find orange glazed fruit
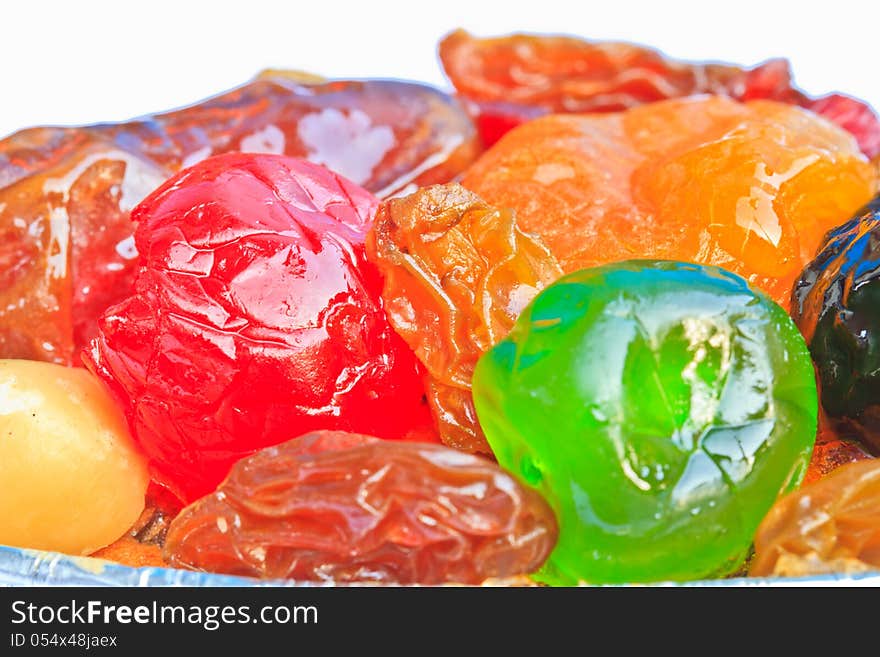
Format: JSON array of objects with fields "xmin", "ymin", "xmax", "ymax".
[{"xmin": 462, "ymin": 96, "xmax": 877, "ymax": 309}]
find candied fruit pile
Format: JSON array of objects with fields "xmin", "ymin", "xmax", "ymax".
[
  {"xmin": 2, "ymin": 29, "xmax": 880, "ymax": 587},
  {"xmin": 0, "ymin": 74, "xmax": 479, "ymax": 365}
]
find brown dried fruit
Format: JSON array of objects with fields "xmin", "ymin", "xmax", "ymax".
[{"xmin": 163, "ymin": 431, "xmax": 558, "ymax": 584}]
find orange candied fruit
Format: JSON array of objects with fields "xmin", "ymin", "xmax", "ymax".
[{"xmin": 462, "ymin": 96, "xmax": 878, "ymax": 309}]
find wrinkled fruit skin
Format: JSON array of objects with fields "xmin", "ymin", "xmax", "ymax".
[
  {"xmin": 164, "ymin": 431, "xmax": 558, "ymax": 584},
  {"xmin": 473, "ymin": 261, "xmax": 818, "ymax": 584},
  {"xmin": 462, "ymin": 96, "xmax": 876, "ymax": 310},
  {"xmin": 439, "ymin": 29, "xmax": 880, "ymax": 156},
  {"xmin": 0, "ymin": 73, "xmax": 479, "ymax": 365},
  {"xmin": 87, "ymin": 153, "xmax": 435, "ymax": 503},
  {"xmin": 750, "ymin": 459, "xmax": 880, "ymax": 577},
  {"xmin": 791, "ymin": 195, "xmax": 880, "ymax": 454},
  {"xmin": 366, "ymin": 184, "xmax": 562, "ymax": 452}
]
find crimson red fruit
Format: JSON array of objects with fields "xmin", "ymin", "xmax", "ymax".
[{"xmin": 87, "ymin": 153, "xmax": 436, "ymax": 503}]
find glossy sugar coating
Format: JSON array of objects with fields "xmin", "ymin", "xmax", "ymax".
[
  {"xmin": 472, "ymin": 261, "xmax": 818, "ymax": 584},
  {"xmin": 366, "ymin": 184, "xmax": 562, "ymax": 452},
  {"xmin": 0, "ymin": 73, "xmax": 479, "ymax": 365},
  {"xmin": 164, "ymin": 431, "xmax": 558, "ymax": 584},
  {"xmin": 750, "ymin": 459, "xmax": 880, "ymax": 577},
  {"xmin": 86, "ymin": 153, "xmax": 436, "ymax": 503},
  {"xmin": 439, "ymin": 29, "xmax": 880, "ymax": 156},
  {"xmin": 791, "ymin": 195, "xmax": 880, "ymax": 454},
  {"xmin": 462, "ymin": 96, "xmax": 877, "ymax": 310}
]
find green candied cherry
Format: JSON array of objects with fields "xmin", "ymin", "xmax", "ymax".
[{"xmin": 472, "ymin": 260, "xmax": 818, "ymax": 584}]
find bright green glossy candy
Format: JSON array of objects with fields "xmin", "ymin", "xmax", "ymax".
[{"xmin": 472, "ymin": 260, "xmax": 818, "ymax": 584}]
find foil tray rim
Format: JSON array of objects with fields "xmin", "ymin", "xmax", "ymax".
[{"xmin": 3, "ymin": 544, "xmax": 880, "ymax": 587}]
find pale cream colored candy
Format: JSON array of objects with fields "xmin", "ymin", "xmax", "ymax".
[{"xmin": 0, "ymin": 359, "xmax": 148, "ymax": 555}]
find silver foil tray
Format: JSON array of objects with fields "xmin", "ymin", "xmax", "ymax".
[{"xmin": 2, "ymin": 544, "xmax": 880, "ymax": 587}]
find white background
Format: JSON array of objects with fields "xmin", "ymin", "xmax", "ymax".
[{"xmin": 1, "ymin": 0, "xmax": 879, "ymax": 138}]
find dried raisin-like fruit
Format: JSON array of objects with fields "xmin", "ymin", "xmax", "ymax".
[
  {"xmin": 366, "ymin": 184, "xmax": 562, "ymax": 452},
  {"xmin": 87, "ymin": 153, "xmax": 435, "ymax": 503},
  {"xmin": 163, "ymin": 431, "xmax": 558, "ymax": 584}
]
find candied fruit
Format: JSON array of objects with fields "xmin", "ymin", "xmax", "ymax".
[
  {"xmin": 792, "ymin": 195, "xmax": 880, "ymax": 454},
  {"xmin": 751, "ymin": 459, "xmax": 880, "ymax": 577},
  {"xmin": 164, "ymin": 431, "xmax": 557, "ymax": 584},
  {"xmin": 440, "ymin": 30, "xmax": 880, "ymax": 156},
  {"xmin": 87, "ymin": 153, "xmax": 435, "ymax": 503},
  {"xmin": 0, "ymin": 74, "xmax": 479, "ymax": 365},
  {"xmin": 473, "ymin": 261, "xmax": 818, "ymax": 584},
  {"xmin": 0, "ymin": 359, "xmax": 148, "ymax": 555},
  {"xmin": 462, "ymin": 96, "xmax": 876, "ymax": 309},
  {"xmin": 366, "ymin": 184, "xmax": 562, "ymax": 452}
]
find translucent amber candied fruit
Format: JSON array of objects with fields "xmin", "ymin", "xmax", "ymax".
[
  {"xmin": 462, "ymin": 96, "xmax": 877, "ymax": 310},
  {"xmin": 366, "ymin": 184, "xmax": 562, "ymax": 452},
  {"xmin": 0, "ymin": 74, "xmax": 479, "ymax": 365},
  {"xmin": 164, "ymin": 431, "xmax": 558, "ymax": 584},
  {"xmin": 751, "ymin": 459, "xmax": 880, "ymax": 577}
]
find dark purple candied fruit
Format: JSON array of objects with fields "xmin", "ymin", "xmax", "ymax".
[{"xmin": 792, "ymin": 195, "xmax": 880, "ymax": 454}]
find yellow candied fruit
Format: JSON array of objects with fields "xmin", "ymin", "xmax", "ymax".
[{"xmin": 0, "ymin": 359, "xmax": 148, "ymax": 555}]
